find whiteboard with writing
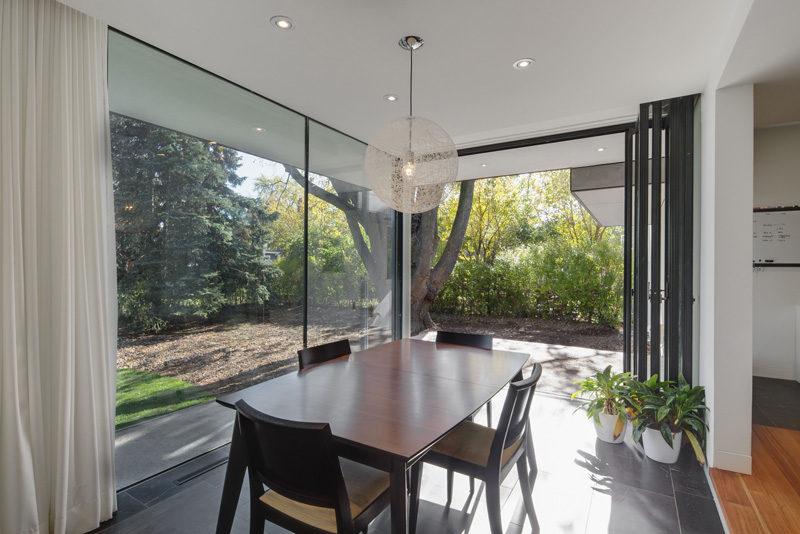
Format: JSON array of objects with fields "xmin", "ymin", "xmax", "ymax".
[{"xmin": 753, "ymin": 210, "xmax": 800, "ymax": 265}]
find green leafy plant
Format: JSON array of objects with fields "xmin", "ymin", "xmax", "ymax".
[
  {"xmin": 572, "ymin": 366, "xmax": 631, "ymax": 427},
  {"xmin": 629, "ymin": 374, "xmax": 708, "ymax": 464}
]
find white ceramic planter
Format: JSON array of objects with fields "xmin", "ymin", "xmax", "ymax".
[
  {"xmin": 642, "ymin": 427, "xmax": 682, "ymax": 463},
  {"xmin": 594, "ymin": 412, "xmax": 627, "ymax": 444}
]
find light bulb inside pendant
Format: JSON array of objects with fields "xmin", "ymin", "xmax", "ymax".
[{"xmin": 402, "ymin": 158, "xmax": 416, "ymax": 179}]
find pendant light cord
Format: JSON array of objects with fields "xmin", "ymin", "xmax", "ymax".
[
  {"xmin": 407, "ymin": 46, "xmax": 414, "ymax": 157},
  {"xmin": 409, "ymin": 46, "xmax": 413, "ymax": 117}
]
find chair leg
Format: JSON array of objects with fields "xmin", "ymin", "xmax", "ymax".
[
  {"xmin": 517, "ymin": 457, "xmax": 539, "ymax": 531},
  {"xmin": 526, "ymin": 428, "xmax": 538, "ymax": 483},
  {"xmin": 485, "ymin": 480, "xmax": 503, "ymax": 534},
  {"xmin": 486, "ymin": 400, "xmax": 492, "ymax": 427},
  {"xmin": 409, "ymin": 462, "xmax": 423, "ymax": 534},
  {"xmin": 248, "ymin": 501, "xmax": 265, "ymax": 534},
  {"xmin": 446, "ymin": 469, "xmax": 454, "ymax": 504}
]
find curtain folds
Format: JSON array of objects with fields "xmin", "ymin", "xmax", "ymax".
[{"xmin": 0, "ymin": 0, "xmax": 117, "ymax": 532}]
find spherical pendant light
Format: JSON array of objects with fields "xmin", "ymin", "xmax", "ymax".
[{"xmin": 365, "ymin": 36, "xmax": 459, "ymax": 213}]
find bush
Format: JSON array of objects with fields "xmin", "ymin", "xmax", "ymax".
[{"xmin": 432, "ymin": 238, "xmax": 623, "ymax": 327}]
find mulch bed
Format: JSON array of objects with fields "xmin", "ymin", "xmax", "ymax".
[
  {"xmin": 430, "ymin": 313, "xmax": 623, "ymax": 352},
  {"xmin": 117, "ymin": 310, "xmax": 621, "ymax": 398},
  {"xmin": 117, "ymin": 308, "xmax": 365, "ymax": 397}
]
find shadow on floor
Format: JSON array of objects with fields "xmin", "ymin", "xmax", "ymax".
[
  {"xmin": 752, "ymin": 376, "xmax": 800, "ymax": 431},
  {"xmin": 98, "ymin": 392, "xmax": 722, "ymax": 534}
]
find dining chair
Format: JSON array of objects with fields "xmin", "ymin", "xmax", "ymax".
[
  {"xmin": 435, "ymin": 330, "xmax": 494, "ymax": 424},
  {"xmin": 409, "ymin": 363, "xmax": 542, "ymax": 534},
  {"xmin": 235, "ymin": 400, "xmax": 390, "ymax": 534},
  {"xmin": 297, "ymin": 339, "xmax": 351, "ymax": 370}
]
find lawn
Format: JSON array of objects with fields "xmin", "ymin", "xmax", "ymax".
[{"xmin": 115, "ymin": 368, "xmax": 213, "ymax": 429}]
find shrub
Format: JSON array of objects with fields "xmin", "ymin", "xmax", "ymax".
[{"xmin": 432, "ymin": 238, "xmax": 623, "ymax": 327}]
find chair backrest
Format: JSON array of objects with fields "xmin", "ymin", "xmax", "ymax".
[
  {"xmin": 297, "ymin": 339, "xmax": 351, "ymax": 370},
  {"xmin": 235, "ymin": 400, "xmax": 352, "ymax": 526},
  {"xmin": 489, "ymin": 363, "xmax": 542, "ymax": 468},
  {"xmin": 435, "ymin": 330, "xmax": 493, "ymax": 350}
]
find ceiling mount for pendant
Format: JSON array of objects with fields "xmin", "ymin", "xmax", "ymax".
[{"xmin": 399, "ymin": 36, "xmax": 424, "ymax": 51}]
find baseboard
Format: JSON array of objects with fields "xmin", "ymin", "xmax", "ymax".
[
  {"xmin": 712, "ymin": 450, "xmax": 752, "ymax": 474},
  {"xmin": 705, "ymin": 466, "xmax": 731, "ymax": 534}
]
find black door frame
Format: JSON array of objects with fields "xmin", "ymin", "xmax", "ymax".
[{"xmin": 624, "ymin": 96, "xmax": 697, "ymax": 382}]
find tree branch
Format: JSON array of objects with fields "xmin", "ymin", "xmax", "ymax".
[
  {"xmin": 431, "ymin": 180, "xmax": 475, "ymax": 288},
  {"xmin": 284, "ymin": 165, "xmax": 360, "ymax": 219}
]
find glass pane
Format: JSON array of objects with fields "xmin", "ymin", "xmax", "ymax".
[
  {"xmin": 108, "ymin": 30, "xmax": 305, "ymax": 487},
  {"xmin": 307, "ymin": 121, "xmax": 395, "ymax": 350},
  {"xmin": 108, "ymin": 30, "xmax": 305, "ymax": 168}
]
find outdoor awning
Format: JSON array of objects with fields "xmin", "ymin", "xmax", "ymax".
[{"xmin": 571, "ymin": 159, "xmax": 665, "ymax": 227}]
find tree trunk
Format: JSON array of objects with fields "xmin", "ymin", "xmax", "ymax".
[
  {"xmin": 409, "ymin": 180, "xmax": 475, "ymax": 335},
  {"xmin": 284, "ymin": 165, "xmax": 474, "ymax": 336},
  {"xmin": 285, "ymin": 167, "xmax": 392, "ymax": 301}
]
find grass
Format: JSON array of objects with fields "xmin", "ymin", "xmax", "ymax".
[{"xmin": 116, "ymin": 368, "xmax": 213, "ymax": 430}]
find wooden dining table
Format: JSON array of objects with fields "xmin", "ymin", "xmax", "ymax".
[{"xmin": 214, "ymin": 338, "xmax": 529, "ymax": 534}]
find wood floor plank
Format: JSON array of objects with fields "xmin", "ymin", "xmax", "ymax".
[
  {"xmin": 709, "ymin": 468, "xmax": 749, "ymax": 505},
  {"xmin": 710, "ymin": 425, "xmax": 800, "ymax": 534},
  {"xmin": 717, "ymin": 501, "xmax": 767, "ymax": 534},
  {"xmin": 749, "ymin": 427, "xmax": 800, "ymax": 528},
  {"xmin": 757, "ymin": 425, "xmax": 800, "ymax": 497}
]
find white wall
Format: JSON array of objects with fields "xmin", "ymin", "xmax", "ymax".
[
  {"xmin": 698, "ymin": 84, "xmax": 754, "ymax": 474},
  {"xmin": 752, "ymin": 125, "xmax": 800, "ymax": 380}
]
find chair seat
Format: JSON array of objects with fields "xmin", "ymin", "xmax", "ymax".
[
  {"xmin": 430, "ymin": 421, "xmax": 522, "ymax": 469},
  {"xmin": 259, "ymin": 458, "xmax": 389, "ymax": 533}
]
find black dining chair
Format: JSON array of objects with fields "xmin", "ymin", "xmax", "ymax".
[
  {"xmin": 409, "ymin": 363, "xmax": 542, "ymax": 534},
  {"xmin": 235, "ymin": 400, "xmax": 391, "ymax": 534},
  {"xmin": 435, "ymin": 330, "xmax": 495, "ymax": 424},
  {"xmin": 297, "ymin": 339, "xmax": 351, "ymax": 370},
  {"xmin": 435, "ymin": 330, "xmax": 496, "ymax": 497}
]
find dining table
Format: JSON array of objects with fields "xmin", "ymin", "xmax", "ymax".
[{"xmin": 214, "ymin": 337, "xmax": 530, "ymax": 534}]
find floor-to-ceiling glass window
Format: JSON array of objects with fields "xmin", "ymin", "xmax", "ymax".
[
  {"xmin": 307, "ymin": 121, "xmax": 396, "ymax": 350},
  {"xmin": 107, "ymin": 30, "xmax": 395, "ymax": 488}
]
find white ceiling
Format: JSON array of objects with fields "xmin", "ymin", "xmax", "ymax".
[
  {"xmin": 62, "ymin": 0, "xmax": 736, "ymax": 148},
  {"xmin": 719, "ymin": 0, "xmax": 800, "ymax": 89}
]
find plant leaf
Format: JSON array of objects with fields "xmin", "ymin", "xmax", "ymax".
[
  {"xmin": 684, "ymin": 429, "xmax": 706, "ymax": 465},
  {"xmin": 660, "ymin": 423, "xmax": 674, "ymax": 447}
]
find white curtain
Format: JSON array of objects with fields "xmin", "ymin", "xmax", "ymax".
[{"xmin": 1, "ymin": 0, "xmax": 117, "ymax": 532}]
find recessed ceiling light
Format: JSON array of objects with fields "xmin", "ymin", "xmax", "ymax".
[
  {"xmin": 253, "ymin": 127, "xmax": 265, "ymax": 133},
  {"xmin": 270, "ymin": 16, "xmax": 294, "ymax": 30},
  {"xmin": 481, "ymin": 163, "xmax": 487, "ymax": 167},
  {"xmin": 513, "ymin": 58, "xmax": 534, "ymax": 70},
  {"xmin": 597, "ymin": 147, "xmax": 605, "ymax": 152},
  {"xmin": 384, "ymin": 94, "xmax": 398, "ymax": 102}
]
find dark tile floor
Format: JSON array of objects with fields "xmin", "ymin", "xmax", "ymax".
[
  {"xmin": 752, "ymin": 376, "xmax": 800, "ymax": 431},
  {"xmin": 93, "ymin": 392, "xmax": 723, "ymax": 533}
]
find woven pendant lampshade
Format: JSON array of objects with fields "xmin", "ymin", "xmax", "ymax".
[{"xmin": 365, "ymin": 36, "xmax": 458, "ymax": 213}]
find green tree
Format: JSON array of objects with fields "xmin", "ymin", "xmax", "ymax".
[
  {"xmin": 439, "ymin": 175, "xmax": 536, "ymax": 264},
  {"xmin": 433, "ymin": 170, "xmax": 624, "ymax": 326},
  {"xmin": 111, "ymin": 113, "xmax": 279, "ymax": 331},
  {"xmin": 258, "ymin": 168, "xmax": 395, "ymax": 306},
  {"xmin": 528, "ymin": 170, "xmax": 614, "ymax": 246}
]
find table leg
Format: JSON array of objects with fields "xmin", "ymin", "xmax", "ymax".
[
  {"xmin": 390, "ymin": 457, "xmax": 409, "ymax": 534},
  {"xmin": 215, "ymin": 416, "xmax": 247, "ymax": 534}
]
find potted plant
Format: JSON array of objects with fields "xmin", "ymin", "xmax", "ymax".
[
  {"xmin": 572, "ymin": 366, "xmax": 631, "ymax": 444},
  {"xmin": 630, "ymin": 374, "xmax": 708, "ymax": 464}
]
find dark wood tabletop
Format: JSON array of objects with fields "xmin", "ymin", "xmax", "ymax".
[{"xmin": 217, "ymin": 338, "xmax": 530, "ymax": 460}]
